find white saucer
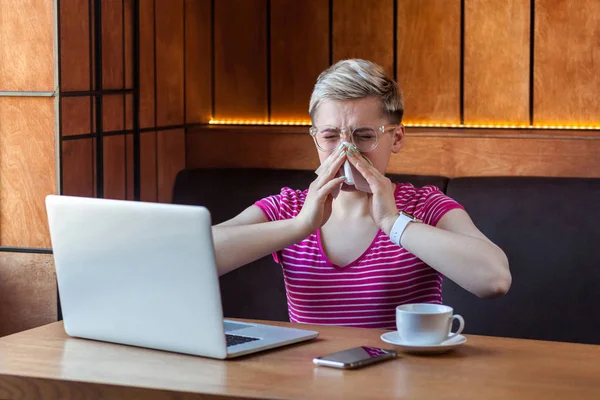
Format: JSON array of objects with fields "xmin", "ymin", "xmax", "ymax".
[{"xmin": 380, "ymin": 331, "xmax": 467, "ymax": 354}]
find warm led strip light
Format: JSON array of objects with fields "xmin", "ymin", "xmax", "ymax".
[{"xmin": 209, "ymin": 119, "xmax": 600, "ymax": 130}]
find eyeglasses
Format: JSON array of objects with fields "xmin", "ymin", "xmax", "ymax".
[{"xmin": 309, "ymin": 125, "xmax": 397, "ymax": 153}]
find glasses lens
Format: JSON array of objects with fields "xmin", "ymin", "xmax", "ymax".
[
  {"xmin": 314, "ymin": 126, "xmax": 341, "ymax": 151},
  {"xmin": 352, "ymin": 127, "xmax": 378, "ymax": 152}
]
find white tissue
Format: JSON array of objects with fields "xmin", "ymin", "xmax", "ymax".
[{"xmin": 315, "ymin": 143, "xmax": 372, "ymax": 194}]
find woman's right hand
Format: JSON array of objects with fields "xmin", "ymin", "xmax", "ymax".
[{"xmin": 295, "ymin": 145, "xmax": 348, "ymax": 235}]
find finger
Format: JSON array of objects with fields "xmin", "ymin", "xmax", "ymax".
[
  {"xmin": 346, "ymin": 151, "xmax": 390, "ymax": 193},
  {"xmin": 318, "ymin": 175, "xmax": 347, "ymax": 197},
  {"xmin": 316, "ymin": 147, "xmax": 346, "ymax": 186}
]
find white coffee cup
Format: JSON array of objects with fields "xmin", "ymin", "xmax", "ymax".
[{"xmin": 396, "ymin": 303, "xmax": 465, "ymax": 346}]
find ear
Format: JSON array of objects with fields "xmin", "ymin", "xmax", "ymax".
[{"xmin": 391, "ymin": 124, "xmax": 405, "ymax": 154}]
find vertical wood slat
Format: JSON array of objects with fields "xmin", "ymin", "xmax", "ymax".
[
  {"xmin": 270, "ymin": 0, "xmax": 329, "ymax": 121},
  {"xmin": 139, "ymin": 0, "xmax": 155, "ymax": 129},
  {"xmin": 185, "ymin": 0, "xmax": 212, "ymax": 124},
  {"xmin": 62, "ymin": 139, "xmax": 94, "ymax": 198},
  {"xmin": 126, "ymin": 132, "xmax": 157, "ymax": 202},
  {"xmin": 157, "ymin": 130, "xmax": 185, "ymax": 203},
  {"xmin": 396, "ymin": 0, "xmax": 461, "ymax": 124},
  {"xmin": 101, "ymin": 0, "xmax": 124, "ymax": 89},
  {"xmin": 102, "ymin": 94, "xmax": 124, "ymax": 132},
  {"xmin": 464, "ymin": 0, "xmax": 530, "ymax": 125},
  {"xmin": 124, "ymin": 0, "xmax": 133, "ymax": 89},
  {"xmin": 61, "ymin": 96, "xmax": 91, "ymax": 136},
  {"xmin": 0, "ymin": 97, "xmax": 56, "ymax": 248},
  {"xmin": 214, "ymin": 0, "xmax": 268, "ymax": 120},
  {"xmin": 534, "ymin": 0, "xmax": 600, "ymax": 125},
  {"xmin": 103, "ymin": 135, "xmax": 126, "ymax": 200},
  {"xmin": 0, "ymin": 0, "xmax": 54, "ymax": 91},
  {"xmin": 333, "ymin": 0, "xmax": 395, "ymax": 79},
  {"xmin": 59, "ymin": 0, "xmax": 90, "ymax": 91},
  {"xmin": 155, "ymin": 0, "xmax": 184, "ymax": 126}
]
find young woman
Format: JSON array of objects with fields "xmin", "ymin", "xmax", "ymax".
[{"xmin": 212, "ymin": 59, "xmax": 511, "ymax": 329}]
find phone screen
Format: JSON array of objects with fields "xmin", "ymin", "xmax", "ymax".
[{"xmin": 314, "ymin": 346, "xmax": 396, "ymax": 369}]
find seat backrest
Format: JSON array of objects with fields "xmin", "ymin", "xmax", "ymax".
[
  {"xmin": 172, "ymin": 168, "xmax": 449, "ymax": 322},
  {"xmin": 444, "ymin": 177, "xmax": 600, "ymax": 344}
]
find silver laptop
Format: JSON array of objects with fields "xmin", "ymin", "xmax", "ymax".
[{"xmin": 45, "ymin": 195, "xmax": 318, "ymax": 359}]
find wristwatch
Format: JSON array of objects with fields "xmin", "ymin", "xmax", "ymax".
[{"xmin": 389, "ymin": 211, "xmax": 422, "ymax": 246}]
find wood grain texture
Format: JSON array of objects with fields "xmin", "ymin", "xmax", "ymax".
[
  {"xmin": 62, "ymin": 139, "xmax": 94, "ymax": 198},
  {"xmin": 139, "ymin": 0, "xmax": 155, "ymax": 128},
  {"xmin": 397, "ymin": 0, "xmax": 461, "ymax": 123},
  {"xmin": 155, "ymin": 0, "xmax": 184, "ymax": 126},
  {"xmin": 101, "ymin": 0, "xmax": 124, "ymax": 89},
  {"xmin": 186, "ymin": 127, "xmax": 600, "ymax": 178},
  {"xmin": 270, "ymin": 0, "xmax": 329, "ymax": 121},
  {"xmin": 59, "ymin": 0, "xmax": 90, "ymax": 91},
  {"xmin": 157, "ymin": 129, "xmax": 185, "ymax": 203},
  {"xmin": 102, "ymin": 94, "xmax": 125, "ymax": 132},
  {"xmin": 214, "ymin": 0, "xmax": 268, "ymax": 120},
  {"xmin": 126, "ymin": 132, "xmax": 158, "ymax": 202},
  {"xmin": 1, "ymin": 321, "xmax": 599, "ymax": 399},
  {"xmin": 185, "ymin": 0, "xmax": 212, "ymax": 124},
  {"xmin": 124, "ymin": 0, "xmax": 133, "ymax": 89},
  {"xmin": 333, "ymin": 0, "xmax": 394, "ymax": 78},
  {"xmin": 0, "ymin": 97, "xmax": 56, "ymax": 248},
  {"xmin": 0, "ymin": 253, "xmax": 56, "ymax": 337},
  {"xmin": 464, "ymin": 0, "xmax": 530, "ymax": 124},
  {"xmin": 534, "ymin": 0, "xmax": 600, "ymax": 125},
  {"xmin": 103, "ymin": 135, "xmax": 126, "ymax": 200},
  {"xmin": 0, "ymin": 0, "xmax": 54, "ymax": 91},
  {"xmin": 61, "ymin": 96, "xmax": 91, "ymax": 136}
]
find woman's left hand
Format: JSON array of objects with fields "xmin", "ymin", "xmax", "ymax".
[{"xmin": 345, "ymin": 147, "xmax": 399, "ymax": 235}]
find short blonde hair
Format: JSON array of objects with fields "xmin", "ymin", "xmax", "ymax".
[{"xmin": 309, "ymin": 59, "xmax": 404, "ymax": 124}]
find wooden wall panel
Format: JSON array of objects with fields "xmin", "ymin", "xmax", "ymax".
[
  {"xmin": 0, "ymin": 98, "xmax": 55, "ymax": 248},
  {"xmin": 184, "ymin": 0, "xmax": 212, "ymax": 123},
  {"xmin": 58, "ymin": 0, "xmax": 90, "ymax": 91},
  {"xmin": 214, "ymin": 0, "xmax": 267, "ymax": 120},
  {"xmin": 139, "ymin": 0, "xmax": 155, "ymax": 128},
  {"xmin": 270, "ymin": 0, "xmax": 329, "ymax": 121},
  {"xmin": 397, "ymin": 0, "xmax": 461, "ymax": 123},
  {"xmin": 0, "ymin": 0, "xmax": 54, "ymax": 91},
  {"xmin": 141, "ymin": 132, "xmax": 158, "ymax": 202},
  {"xmin": 126, "ymin": 132, "xmax": 158, "ymax": 202},
  {"xmin": 61, "ymin": 96, "xmax": 91, "ymax": 136},
  {"xmin": 101, "ymin": 0, "xmax": 124, "ymax": 89},
  {"xmin": 187, "ymin": 127, "xmax": 600, "ymax": 178},
  {"xmin": 124, "ymin": 0, "xmax": 133, "ymax": 89},
  {"xmin": 464, "ymin": 0, "xmax": 529, "ymax": 124},
  {"xmin": 62, "ymin": 139, "xmax": 94, "ymax": 197},
  {"xmin": 103, "ymin": 135, "xmax": 126, "ymax": 200},
  {"xmin": 333, "ymin": 0, "xmax": 394, "ymax": 78},
  {"xmin": 155, "ymin": 0, "xmax": 184, "ymax": 126},
  {"xmin": 157, "ymin": 130, "xmax": 185, "ymax": 203},
  {"xmin": 0, "ymin": 253, "xmax": 56, "ymax": 337},
  {"xmin": 534, "ymin": 1, "xmax": 600, "ymax": 125},
  {"xmin": 102, "ymin": 94, "xmax": 125, "ymax": 132}
]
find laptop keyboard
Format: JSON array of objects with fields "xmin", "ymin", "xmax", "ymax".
[{"xmin": 226, "ymin": 334, "xmax": 260, "ymax": 347}]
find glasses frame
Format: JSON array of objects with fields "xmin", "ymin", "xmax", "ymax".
[{"xmin": 308, "ymin": 124, "xmax": 398, "ymax": 153}]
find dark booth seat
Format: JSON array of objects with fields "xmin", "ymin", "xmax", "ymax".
[
  {"xmin": 442, "ymin": 177, "xmax": 600, "ymax": 345},
  {"xmin": 173, "ymin": 168, "xmax": 600, "ymax": 344}
]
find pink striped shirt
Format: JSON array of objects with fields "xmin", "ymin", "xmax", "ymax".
[{"xmin": 254, "ymin": 183, "xmax": 464, "ymax": 329}]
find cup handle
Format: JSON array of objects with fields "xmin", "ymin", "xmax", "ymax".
[{"xmin": 447, "ymin": 314, "xmax": 465, "ymax": 341}]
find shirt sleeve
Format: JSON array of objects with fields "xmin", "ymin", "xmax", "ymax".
[
  {"xmin": 254, "ymin": 194, "xmax": 282, "ymax": 222},
  {"xmin": 412, "ymin": 185, "xmax": 465, "ymax": 226}
]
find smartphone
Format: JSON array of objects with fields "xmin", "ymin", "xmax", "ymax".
[{"xmin": 313, "ymin": 346, "xmax": 397, "ymax": 369}]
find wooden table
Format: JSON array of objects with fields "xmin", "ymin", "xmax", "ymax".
[{"xmin": 0, "ymin": 321, "xmax": 598, "ymax": 399}]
